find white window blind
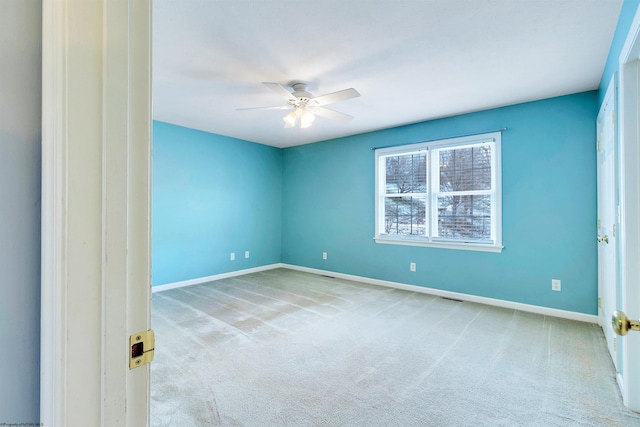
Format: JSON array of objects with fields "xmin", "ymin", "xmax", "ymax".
[{"xmin": 375, "ymin": 132, "xmax": 502, "ymax": 252}]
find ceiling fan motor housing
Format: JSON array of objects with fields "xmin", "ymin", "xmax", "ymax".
[{"xmin": 290, "ymin": 82, "xmax": 312, "ymax": 101}]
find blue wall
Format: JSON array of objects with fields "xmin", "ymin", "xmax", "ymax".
[
  {"xmin": 599, "ymin": 0, "xmax": 640, "ymax": 101},
  {"xmin": 0, "ymin": 0, "xmax": 41, "ymax": 422},
  {"xmin": 152, "ymin": 121, "xmax": 283, "ymax": 285},
  {"xmin": 282, "ymin": 92, "xmax": 599, "ymax": 314}
]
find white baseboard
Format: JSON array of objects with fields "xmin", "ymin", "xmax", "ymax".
[
  {"xmin": 152, "ymin": 263, "xmax": 285, "ymax": 293},
  {"xmin": 281, "ymin": 264, "xmax": 599, "ymax": 324},
  {"xmin": 153, "ymin": 262, "xmax": 598, "ymax": 324}
]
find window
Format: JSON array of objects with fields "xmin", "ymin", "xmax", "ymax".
[{"xmin": 375, "ymin": 132, "xmax": 502, "ymax": 252}]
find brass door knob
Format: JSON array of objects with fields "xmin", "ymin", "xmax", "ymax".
[
  {"xmin": 612, "ymin": 311, "xmax": 640, "ymax": 336},
  {"xmin": 598, "ymin": 235, "xmax": 609, "ymax": 244}
]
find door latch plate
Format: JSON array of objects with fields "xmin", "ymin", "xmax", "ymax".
[{"xmin": 129, "ymin": 330, "xmax": 155, "ymax": 369}]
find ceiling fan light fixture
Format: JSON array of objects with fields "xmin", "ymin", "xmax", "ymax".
[
  {"xmin": 283, "ymin": 107, "xmax": 315, "ymax": 129},
  {"xmin": 300, "ymin": 109, "xmax": 315, "ymax": 128},
  {"xmin": 283, "ymin": 110, "xmax": 298, "ymax": 128}
]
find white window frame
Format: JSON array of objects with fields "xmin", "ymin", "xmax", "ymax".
[{"xmin": 374, "ymin": 132, "xmax": 503, "ymax": 253}]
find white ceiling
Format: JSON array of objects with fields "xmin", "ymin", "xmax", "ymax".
[{"xmin": 153, "ymin": 0, "xmax": 622, "ymax": 148}]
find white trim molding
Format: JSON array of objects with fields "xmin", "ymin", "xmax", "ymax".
[
  {"xmin": 41, "ymin": 1, "xmax": 153, "ymax": 425},
  {"xmin": 40, "ymin": 1, "xmax": 67, "ymax": 423},
  {"xmin": 282, "ymin": 264, "xmax": 598, "ymax": 324},
  {"xmin": 157, "ymin": 263, "xmax": 597, "ymax": 324},
  {"xmin": 152, "ymin": 264, "xmax": 286, "ymax": 293}
]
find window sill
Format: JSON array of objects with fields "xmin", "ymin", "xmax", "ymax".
[{"xmin": 374, "ymin": 237, "xmax": 503, "ymax": 253}]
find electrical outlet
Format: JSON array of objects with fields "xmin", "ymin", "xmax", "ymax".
[
  {"xmin": 322, "ymin": 252, "xmax": 327, "ymax": 260},
  {"xmin": 410, "ymin": 262, "xmax": 416, "ymax": 272},
  {"xmin": 552, "ymin": 279, "xmax": 561, "ymax": 292},
  {"xmin": 245, "ymin": 251, "xmax": 250, "ymax": 259},
  {"xmin": 230, "ymin": 252, "xmax": 235, "ymax": 261}
]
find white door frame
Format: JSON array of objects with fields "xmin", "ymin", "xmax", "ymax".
[
  {"xmin": 618, "ymin": 5, "xmax": 640, "ymax": 413},
  {"xmin": 40, "ymin": 1, "xmax": 152, "ymax": 425},
  {"xmin": 597, "ymin": 77, "xmax": 619, "ymax": 373}
]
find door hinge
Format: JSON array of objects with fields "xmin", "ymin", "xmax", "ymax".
[
  {"xmin": 597, "ymin": 219, "xmax": 601, "ymax": 229},
  {"xmin": 129, "ymin": 329, "xmax": 155, "ymax": 369},
  {"xmin": 598, "ymin": 297, "xmax": 602, "ymax": 308},
  {"xmin": 613, "ymin": 223, "xmax": 616, "ymax": 238},
  {"xmin": 596, "ymin": 140, "xmax": 600, "ymax": 151}
]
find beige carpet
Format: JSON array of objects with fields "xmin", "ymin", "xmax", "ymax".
[{"xmin": 151, "ymin": 268, "xmax": 640, "ymax": 426}]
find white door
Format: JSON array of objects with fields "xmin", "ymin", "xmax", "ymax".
[
  {"xmin": 40, "ymin": 1, "xmax": 153, "ymax": 425},
  {"xmin": 617, "ymin": 6, "xmax": 640, "ymax": 413},
  {"xmin": 596, "ymin": 78, "xmax": 619, "ymax": 371}
]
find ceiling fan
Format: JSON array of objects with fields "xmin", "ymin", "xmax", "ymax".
[{"xmin": 238, "ymin": 82, "xmax": 360, "ymax": 128}]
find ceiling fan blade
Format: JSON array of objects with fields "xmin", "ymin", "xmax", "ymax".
[
  {"xmin": 309, "ymin": 106, "xmax": 354, "ymax": 123},
  {"xmin": 237, "ymin": 105, "xmax": 293, "ymax": 111},
  {"xmin": 262, "ymin": 82, "xmax": 297, "ymax": 101},
  {"xmin": 309, "ymin": 88, "xmax": 360, "ymax": 106}
]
